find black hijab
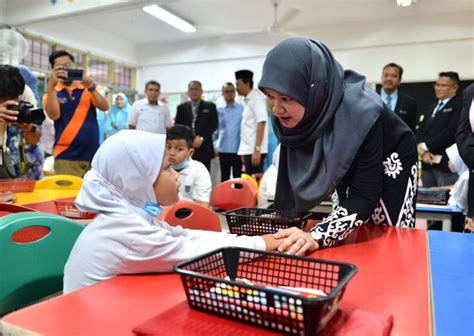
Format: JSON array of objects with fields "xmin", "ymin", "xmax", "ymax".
[{"xmin": 259, "ymin": 38, "xmax": 383, "ymax": 212}]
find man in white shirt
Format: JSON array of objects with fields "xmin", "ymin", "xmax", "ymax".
[
  {"xmin": 129, "ymin": 80, "xmax": 172, "ymax": 134},
  {"xmin": 235, "ymin": 69, "xmax": 268, "ymax": 175}
]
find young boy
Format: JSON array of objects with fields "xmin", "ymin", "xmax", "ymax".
[
  {"xmin": 166, "ymin": 125, "xmax": 212, "ymax": 207},
  {"xmin": 64, "ymin": 130, "xmax": 283, "ymax": 293}
]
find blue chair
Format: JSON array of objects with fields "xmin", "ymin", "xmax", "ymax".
[{"xmin": 0, "ymin": 212, "xmax": 84, "ymax": 315}]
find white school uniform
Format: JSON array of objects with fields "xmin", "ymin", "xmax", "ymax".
[
  {"xmin": 178, "ymin": 159, "xmax": 212, "ymax": 203},
  {"xmin": 63, "ymin": 130, "xmax": 265, "ymax": 293}
]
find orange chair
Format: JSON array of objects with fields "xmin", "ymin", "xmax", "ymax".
[
  {"xmin": 159, "ymin": 200, "xmax": 222, "ymax": 232},
  {"xmin": 210, "ymin": 178, "xmax": 258, "ymax": 211}
]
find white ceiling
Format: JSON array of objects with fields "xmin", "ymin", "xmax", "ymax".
[{"xmin": 0, "ymin": 0, "xmax": 473, "ymax": 65}]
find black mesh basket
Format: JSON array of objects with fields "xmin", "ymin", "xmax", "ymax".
[
  {"xmin": 417, "ymin": 188, "xmax": 450, "ymax": 205},
  {"xmin": 223, "ymin": 208, "xmax": 312, "ymax": 236},
  {"xmin": 174, "ymin": 247, "xmax": 357, "ymax": 335}
]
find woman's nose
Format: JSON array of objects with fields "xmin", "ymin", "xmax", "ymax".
[{"xmin": 272, "ymin": 100, "xmax": 283, "ymax": 114}]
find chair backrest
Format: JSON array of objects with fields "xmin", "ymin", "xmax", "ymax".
[
  {"xmin": 35, "ymin": 175, "xmax": 83, "ymax": 190},
  {"xmin": 159, "ymin": 200, "xmax": 222, "ymax": 232},
  {"xmin": 241, "ymin": 173, "xmax": 259, "ymax": 189},
  {"xmin": 210, "ymin": 178, "xmax": 258, "ymax": 211},
  {"xmin": 0, "ymin": 203, "xmax": 37, "ymax": 217},
  {"xmin": 0, "ymin": 212, "xmax": 84, "ymax": 315}
]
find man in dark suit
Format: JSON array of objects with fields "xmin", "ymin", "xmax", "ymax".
[
  {"xmin": 379, "ymin": 63, "xmax": 417, "ymax": 132},
  {"xmin": 175, "ymin": 81, "xmax": 218, "ymax": 171},
  {"xmin": 455, "ymin": 83, "xmax": 474, "ymax": 231},
  {"xmin": 417, "ymin": 71, "xmax": 462, "ymax": 187}
]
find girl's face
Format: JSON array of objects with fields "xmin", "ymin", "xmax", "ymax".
[
  {"xmin": 153, "ymin": 150, "xmax": 180, "ymax": 206},
  {"xmin": 264, "ymin": 88, "xmax": 305, "ymax": 128},
  {"xmin": 116, "ymin": 96, "xmax": 125, "ymax": 108}
]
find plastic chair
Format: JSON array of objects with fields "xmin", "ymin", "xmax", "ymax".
[
  {"xmin": 35, "ymin": 175, "xmax": 83, "ymax": 190},
  {"xmin": 0, "ymin": 203, "xmax": 37, "ymax": 217},
  {"xmin": 241, "ymin": 173, "xmax": 259, "ymax": 189},
  {"xmin": 159, "ymin": 200, "xmax": 222, "ymax": 232},
  {"xmin": 0, "ymin": 212, "xmax": 84, "ymax": 315},
  {"xmin": 210, "ymin": 178, "xmax": 258, "ymax": 211}
]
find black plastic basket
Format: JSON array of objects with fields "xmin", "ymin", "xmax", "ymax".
[
  {"xmin": 174, "ymin": 247, "xmax": 357, "ymax": 335},
  {"xmin": 417, "ymin": 188, "xmax": 450, "ymax": 205},
  {"xmin": 223, "ymin": 208, "xmax": 312, "ymax": 236}
]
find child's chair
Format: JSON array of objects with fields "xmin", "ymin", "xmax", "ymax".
[
  {"xmin": 159, "ymin": 200, "xmax": 222, "ymax": 232},
  {"xmin": 210, "ymin": 178, "xmax": 258, "ymax": 211},
  {"xmin": 35, "ymin": 175, "xmax": 83, "ymax": 190},
  {"xmin": 0, "ymin": 203, "xmax": 37, "ymax": 217},
  {"xmin": 241, "ymin": 173, "xmax": 259, "ymax": 189},
  {"xmin": 0, "ymin": 212, "xmax": 84, "ymax": 315}
]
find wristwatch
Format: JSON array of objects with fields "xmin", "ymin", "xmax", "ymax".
[{"xmin": 255, "ymin": 145, "xmax": 261, "ymax": 152}]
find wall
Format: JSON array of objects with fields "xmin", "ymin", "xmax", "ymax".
[{"xmin": 137, "ymin": 12, "xmax": 474, "ymax": 93}]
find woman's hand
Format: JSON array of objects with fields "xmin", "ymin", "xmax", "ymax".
[{"xmin": 273, "ymin": 227, "xmax": 319, "ymax": 256}]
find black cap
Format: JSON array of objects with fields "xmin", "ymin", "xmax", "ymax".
[{"xmin": 235, "ymin": 69, "xmax": 253, "ymax": 81}]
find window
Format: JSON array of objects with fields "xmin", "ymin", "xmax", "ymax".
[
  {"xmin": 114, "ymin": 65, "xmax": 132, "ymax": 88},
  {"xmin": 21, "ymin": 38, "xmax": 52, "ymax": 70},
  {"xmin": 88, "ymin": 58, "xmax": 108, "ymax": 84}
]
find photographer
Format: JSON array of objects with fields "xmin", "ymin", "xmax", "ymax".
[
  {"xmin": 43, "ymin": 50, "xmax": 109, "ymax": 177},
  {"xmin": 0, "ymin": 65, "xmax": 42, "ymax": 179}
]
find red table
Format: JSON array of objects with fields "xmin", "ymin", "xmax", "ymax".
[{"xmin": 1, "ymin": 226, "xmax": 430, "ymax": 335}]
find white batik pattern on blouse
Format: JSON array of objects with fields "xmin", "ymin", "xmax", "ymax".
[
  {"xmin": 312, "ymin": 205, "xmax": 364, "ymax": 248},
  {"xmin": 371, "ymin": 163, "xmax": 417, "ymax": 227},
  {"xmin": 396, "ymin": 164, "xmax": 417, "ymax": 228},
  {"xmin": 331, "ymin": 190, "xmax": 339, "ymax": 210},
  {"xmin": 383, "ymin": 152, "xmax": 403, "ymax": 179}
]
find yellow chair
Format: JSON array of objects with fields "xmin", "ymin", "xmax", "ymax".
[
  {"xmin": 241, "ymin": 173, "xmax": 259, "ymax": 189},
  {"xmin": 35, "ymin": 175, "xmax": 83, "ymax": 190}
]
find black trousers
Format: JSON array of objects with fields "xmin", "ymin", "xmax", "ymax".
[
  {"xmin": 219, "ymin": 152, "xmax": 242, "ymax": 182},
  {"xmin": 242, "ymin": 153, "xmax": 267, "ymax": 175}
]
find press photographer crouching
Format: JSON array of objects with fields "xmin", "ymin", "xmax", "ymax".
[{"xmin": 0, "ymin": 65, "xmax": 44, "ymax": 180}]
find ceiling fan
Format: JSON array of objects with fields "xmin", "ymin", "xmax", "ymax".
[
  {"xmin": 266, "ymin": 0, "xmax": 299, "ymax": 35},
  {"xmin": 222, "ymin": 0, "xmax": 300, "ymax": 36}
]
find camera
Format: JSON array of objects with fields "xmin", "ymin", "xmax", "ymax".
[{"xmin": 8, "ymin": 101, "xmax": 45, "ymax": 125}]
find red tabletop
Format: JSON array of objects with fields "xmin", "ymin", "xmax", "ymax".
[{"xmin": 1, "ymin": 226, "xmax": 430, "ymax": 335}]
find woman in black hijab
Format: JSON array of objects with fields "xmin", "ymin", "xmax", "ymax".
[{"xmin": 258, "ymin": 38, "xmax": 418, "ymax": 255}]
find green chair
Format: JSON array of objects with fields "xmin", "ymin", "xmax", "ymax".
[{"xmin": 0, "ymin": 212, "xmax": 84, "ymax": 315}]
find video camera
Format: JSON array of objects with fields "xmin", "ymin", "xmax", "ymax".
[{"xmin": 7, "ymin": 101, "xmax": 45, "ymax": 125}]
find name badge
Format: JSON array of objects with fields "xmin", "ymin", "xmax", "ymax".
[
  {"xmin": 399, "ymin": 109, "xmax": 407, "ymax": 115},
  {"xmin": 442, "ymin": 108, "xmax": 453, "ymax": 113},
  {"xmin": 202, "ymin": 109, "xmax": 210, "ymax": 113},
  {"xmin": 58, "ymin": 97, "xmax": 68, "ymax": 104}
]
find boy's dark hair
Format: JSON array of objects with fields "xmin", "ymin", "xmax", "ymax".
[
  {"xmin": 166, "ymin": 124, "xmax": 195, "ymax": 148},
  {"xmin": 49, "ymin": 50, "xmax": 75, "ymax": 68},
  {"xmin": 439, "ymin": 71, "xmax": 460, "ymax": 86},
  {"xmin": 383, "ymin": 62, "xmax": 403, "ymax": 79},
  {"xmin": 145, "ymin": 80, "xmax": 161, "ymax": 90},
  {"xmin": 0, "ymin": 65, "xmax": 25, "ymax": 100}
]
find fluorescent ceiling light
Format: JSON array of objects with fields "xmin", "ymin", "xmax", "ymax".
[
  {"xmin": 397, "ymin": 0, "xmax": 416, "ymax": 7},
  {"xmin": 143, "ymin": 4, "xmax": 197, "ymax": 33}
]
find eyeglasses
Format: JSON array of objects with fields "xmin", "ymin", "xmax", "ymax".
[{"xmin": 54, "ymin": 62, "xmax": 75, "ymax": 70}]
